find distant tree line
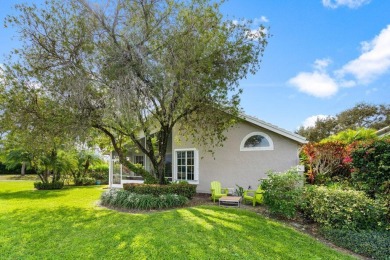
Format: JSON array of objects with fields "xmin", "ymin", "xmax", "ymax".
[{"xmin": 296, "ymin": 103, "xmax": 390, "ymax": 142}]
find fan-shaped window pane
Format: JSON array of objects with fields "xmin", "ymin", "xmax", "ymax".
[
  {"xmin": 240, "ymin": 132, "xmax": 274, "ymax": 151},
  {"xmin": 244, "ymin": 135, "xmax": 270, "ymax": 148}
]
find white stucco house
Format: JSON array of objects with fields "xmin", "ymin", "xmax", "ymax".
[{"xmin": 109, "ymin": 114, "xmax": 307, "ymax": 193}]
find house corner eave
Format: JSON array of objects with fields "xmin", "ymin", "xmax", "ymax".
[{"xmin": 239, "ymin": 114, "xmax": 308, "ymax": 144}]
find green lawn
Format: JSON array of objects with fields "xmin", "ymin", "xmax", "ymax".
[{"xmin": 0, "ymin": 180, "xmax": 355, "ymax": 260}]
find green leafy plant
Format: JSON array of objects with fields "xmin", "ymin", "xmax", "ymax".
[
  {"xmin": 350, "ymin": 140, "xmax": 390, "ymax": 198},
  {"xmin": 261, "ymin": 168, "xmax": 304, "ymax": 219},
  {"xmin": 34, "ymin": 181, "xmax": 64, "ymax": 190},
  {"xmin": 89, "ymin": 164, "xmax": 109, "ymax": 184},
  {"xmin": 78, "ymin": 177, "xmax": 96, "ymax": 186},
  {"xmin": 235, "ymin": 184, "xmax": 244, "ymax": 197},
  {"xmin": 301, "ymin": 185, "xmax": 387, "ymax": 230},
  {"xmin": 100, "ymin": 189, "xmax": 188, "ymax": 210},
  {"xmin": 123, "ymin": 183, "xmax": 196, "ymax": 199},
  {"xmin": 321, "ymin": 228, "xmax": 390, "ymax": 260}
]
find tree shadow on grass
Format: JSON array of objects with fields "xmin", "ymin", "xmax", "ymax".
[
  {"xmin": 0, "ymin": 189, "xmax": 65, "ymax": 200},
  {"xmin": 0, "ymin": 204, "xmax": 354, "ymax": 260},
  {"xmin": 0, "ymin": 185, "xmax": 105, "ymax": 200}
]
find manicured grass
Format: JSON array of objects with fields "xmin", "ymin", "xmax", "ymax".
[
  {"xmin": 0, "ymin": 180, "xmax": 355, "ymax": 259},
  {"xmin": 0, "ymin": 174, "xmax": 40, "ymax": 181}
]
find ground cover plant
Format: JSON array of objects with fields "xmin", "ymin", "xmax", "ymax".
[
  {"xmin": 0, "ymin": 179, "xmax": 355, "ymax": 259},
  {"xmin": 321, "ymin": 228, "xmax": 390, "ymax": 260},
  {"xmin": 101, "ymin": 189, "xmax": 188, "ymax": 210}
]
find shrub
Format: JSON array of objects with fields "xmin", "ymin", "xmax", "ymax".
[
  {"xmin": 34, "ymin": 181, "xmax": 64, "ymax": 190},
  {"xmin": 90, "ymin": 164, "xmax": 109, "ymax": 184},
  {"xmin": 301, "ymin": 141, "xmax": 351, "ymax": 184},
  {"xmin": 321, "ymin": 228, "xmax": 390, "ymax": 260},
  {"xmin": 100, "ymin": 189, "xmax": 188, "ymax": 210},
  {"xmin": 350, "ymin": 140, "xmax": 390, "ymax": 198},
  {"xmin": 78, "ymin": 177, "xmax": 96, "ymax": 186},
  {"xmin": 123, "ymin": 183, "xmax": 196, "ymax": 199},
  {"xmin": 302, "ymin": 186, "xmax": 387, "ymax": 230},
  {"xmin": 261, "ymin": 168, "xmax": 304, "ymax": 219}
]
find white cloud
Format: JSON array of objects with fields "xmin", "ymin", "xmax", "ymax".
[
  {"xmin": 313, "ymin": 58, "xmax": 332, "ymax": 72},
  {"xmin": 232, "ymin": 20, "xmax": 240, "ymax": 26},
  {"xmin": 322, "ymin": 0, "xmax": 371, "ymax": 9},
  {"xmin": 288, "ymin": 59, "xmax": 338, "ymax": 98},
  {"xmin": 289, "ymin": 71, "xmax": 338, "ymax": 98},
  {"xmin": 233, "ymin": 16, "xmax": 269, "ymax": 27},
  {"xmin": 289, "ymin": 25, "xmax": 390, "ymax": 98},
  {"xmin": 254, "ymin": 16, "xmax": 269, "ymax": 25},
  {"xmin": 336, "ymin": 25, "xmax": 390, "ymax": 84},
  {"xmin": 301, "ymin": 115, "xmax": 332, "ymax": 128}
]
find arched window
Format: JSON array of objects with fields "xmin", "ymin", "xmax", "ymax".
[{"xmin": 240, "ymin": 132, "xmax": 274, "ymax": 151}]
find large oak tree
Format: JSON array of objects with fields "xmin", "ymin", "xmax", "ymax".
[{"xmin": 2, "ymin": 0, "xmax": 268, "ymax": 183}]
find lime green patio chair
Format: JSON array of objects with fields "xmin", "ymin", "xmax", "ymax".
[
  {"xmin": 210, "ymin": 181, "xmax": 229, "ymax": 202},
  {"xmin": 243, "ymin": 186, "xmax": 264, "ymax": 206}
]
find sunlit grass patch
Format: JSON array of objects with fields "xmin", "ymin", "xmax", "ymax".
[{"xmin": 0, "ymin": 181, "xmax": 355, "ymax": 259}]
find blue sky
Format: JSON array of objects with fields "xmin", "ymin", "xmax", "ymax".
[{"xmin": 1, "ymin": 0, "xmax": 390, "ymax": 131}]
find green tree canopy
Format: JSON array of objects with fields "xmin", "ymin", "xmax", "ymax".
[
  {"xmin": 297, "ymin": 103, "xmax": 390, "ymax": 142},
  {"xmin": 2, "ymin": 0, "xmax": 268, "ymax": 184}
]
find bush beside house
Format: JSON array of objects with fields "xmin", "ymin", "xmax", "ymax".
[
  {"xmin": 297, "ymin": 138, "xmax": 390, "ymax": 259},
  {"xmin": 123, "ymin": 182, "xmax": 197, "ymax": 199},
  {"xmin": 261, "ymin": 168, "xmax": 304, "ymax": 219},
  {"xmin": 101, "ymin": 189, "xmax": 188, "ymax": 210}
]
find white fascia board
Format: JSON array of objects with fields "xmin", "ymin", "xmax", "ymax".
[{"xmin": 376, "ymin": 126, "xmax": 390, "ymax": 136}]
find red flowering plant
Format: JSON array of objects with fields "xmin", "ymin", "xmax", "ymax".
[{"xmin": 301, "ymin": 141, "xmax": 351, "ymax": 184}]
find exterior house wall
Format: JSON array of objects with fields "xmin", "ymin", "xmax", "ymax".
[{"xmin": 172, "ymin": 121, "xmax": 301, "ymax": 193}]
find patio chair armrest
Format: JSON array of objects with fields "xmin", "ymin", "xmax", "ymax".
[{"xmin": 244, "ymin": 190, "xmax": 255, "ymax": 195}]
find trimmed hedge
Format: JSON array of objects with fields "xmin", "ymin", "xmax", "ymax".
[
  {"xmin": 302, "ymin": 186, "xmax": 387, "ymax": 230},
  {"xmin": 123, "ymin": 183, "xmax": 196, "ymax": 199},
  {"xmin": 321, "ymin": 228, "xmax": 390, "ymax": 260},
  {"xmin": 100, "ymin": 189, "xmax": 188, "ymax": 210},
  {"xmin": 34, "ymin": 181, "xmax": 64, "ymax": 190}
]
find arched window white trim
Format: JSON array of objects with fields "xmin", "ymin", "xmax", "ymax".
[{"xmin": 240, "ymin": 132, "xmax": 274, "ymax": 151}]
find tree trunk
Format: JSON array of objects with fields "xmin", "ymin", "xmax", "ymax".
[
  {"xmin": 157, "ymin": 158, "xmax": 166, "ymax": 185},
  {"xmin": 21, "ymin": 162, "xmax": 26, "ymax": 176},
  {"xmin": 94, "ymin": 125, "xmax": 158, "ymax": 183},
  {"xmin": 156, "ymin": 128, "xmax": 170, "ymax": 185}
]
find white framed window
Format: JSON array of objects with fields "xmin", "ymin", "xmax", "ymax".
[
  {"xmin": 134, "ymin": 155, "xmax": 144, "ymax": 166},
  {"xmin": 240, "ymin": 132, "xmax": 274, "ymax": 151},
  {"xmin": 173, "ymin": 149, "xmax": 199, "ymax": 184}
]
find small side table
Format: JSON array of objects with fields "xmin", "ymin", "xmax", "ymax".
[{"xmin": 219, "ymin": 196, "xmax": 241, "ymax": 207}]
